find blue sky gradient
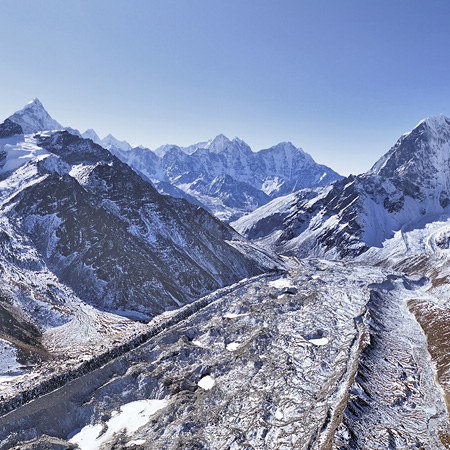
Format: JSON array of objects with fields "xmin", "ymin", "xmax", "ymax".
[{"xmin": 1, "ymin": 0, "xmax": 450, "ymax": 174}]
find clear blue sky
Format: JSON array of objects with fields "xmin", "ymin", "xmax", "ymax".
[{"xmin": 1, "ymin": 0, "xmax": 450, "ymax": 175}]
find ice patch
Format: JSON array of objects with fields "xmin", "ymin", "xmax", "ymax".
[
  {"xmin": 226, "ymin": 342, "xmax": 240, "ymax": 351},
  {"xmin": 308, "ymin": 337, "xmax": 329, "ymax": 346},
  {"xmin": 198, "ymin": 375, "xmax": 215, "ymax": 390},
  {"xmin": 223, "ymin": 312, "xmax": 248, "ymax": 319},
  {"xmin": 69, "ymin": 399, "xmax": 168, "ymax": 450},
  {"xmin": 192, "ymin": 339, "xmax": 207, "ymax": 348},
  {"xmin": 268, "ymin": 277, "xmax": 293, "ymax": 289},
  {"xmin": 125, "ymin": 439, "xmax": 147, "ymax": 447},
  {"xmin": 275, "ymin": 409, "xmax": 284, "ymax": 420}
]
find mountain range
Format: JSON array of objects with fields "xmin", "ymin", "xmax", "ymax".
[
  {"xmin": 1, "ymin": 99, "xmax": 450, "ymax": 449},
  {"xmin": 82, "ymin": 125, "xmax": 342, "ymax": 222},
  {"xmin": 0, "ymin": 99, "xmax": 280, "ymax": 387}
]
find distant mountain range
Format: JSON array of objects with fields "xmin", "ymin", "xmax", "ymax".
[{"xmin": 83, "ymin": 128, "xmax": 342, "ymax": 222}]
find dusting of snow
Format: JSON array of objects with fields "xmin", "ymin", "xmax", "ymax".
[{"xmin": 0, "ymin": 339, "xmax": 21, "ymax": 377}]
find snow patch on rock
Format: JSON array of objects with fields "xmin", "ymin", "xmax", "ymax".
[
  {"xmin": 198, "ymin": 375, "xmax": 215, "ymax": 390},
  {"xmin": 69, "ymin": 399, "xmax": 168, "ymax": 450}
]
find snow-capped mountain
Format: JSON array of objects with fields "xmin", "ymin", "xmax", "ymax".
[
  {"xmin": 104, "ymin": 133, "xmax": 342, "ymax": 221},
  {"xmin": 233, "ymin": 115, "xmax": 450, "ymax": 258},
  {"xmin": 0, "ymin": 100, "xmax": 279, "ymax": 387},
  {"xmin": 101, "ymin": 133, "xmax": 132, "ymax": 152},
  {"xmin": 8, "ymin": 98, "xmax": 62, "ymax": 134},
  {"xmin": 1, "ymin": 101, "xmax": 450, "ymax": 450},
  {"xmin": 81, "ymin": 128, "xmax": 102, "ymax": 146}
]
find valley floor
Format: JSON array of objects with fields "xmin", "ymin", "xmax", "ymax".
[{"xmin": 0, "ymin": 258, "xmax": 449, "ymax": 449}]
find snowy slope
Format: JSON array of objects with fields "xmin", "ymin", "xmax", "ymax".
[
  {"xmin": 3, "ymin": 130, "xmax": 270, "ymax": 314},
  {"xmin": 234, "ymin": 115, "xmax": 450, "ymax": 258}
]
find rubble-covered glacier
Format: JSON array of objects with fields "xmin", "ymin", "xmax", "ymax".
[{"xmin": 2, "ymin": 258, "xmax": 448, "ymax": 449}]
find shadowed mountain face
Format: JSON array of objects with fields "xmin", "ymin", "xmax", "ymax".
[
  {"xmin": 233, "ymin": 115, "xmax": 450, "ymax": 258},
  {"xmin": 3, "ymin": 131, "xmax": 267, "ymax": 316},
  {"xmin": 0, "ymin": 119, "xmax": 23, "ymax": 139}
]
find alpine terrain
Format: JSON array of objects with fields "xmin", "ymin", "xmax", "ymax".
[
  {"xmin": 0, "ymin": 101, "xmax": 449, "ymax": 450},
  {"xmin": 95, "ymin": 131, "xmax": 342, "ymax": 221}
]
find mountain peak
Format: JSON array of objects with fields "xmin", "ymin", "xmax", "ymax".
[
  {"xmin": 415, "ymin": 114, "xmax": 450, "ymax": 134},
  {"xmin": 206, "ymin": 134, "xmax": 232, "ymax": 152},
  {"xmin": 27, "ymin": 97, "xmax": 44, "ymax": 108},
  {"xmin": 371, "ymin": 114, "xmax": 450, "ymax": 176},
  {"xmin": 82, "ymin": 129, "xmax": 102, "ymax": 146},
  {"xmin": 8, "ymin": 98, "xmax": 62, "ymax": 134},
  {"xmin": 101, "ymin": 134, "xmax": 132, "ymax": 152},
  {"xmin": 261, "ymin": 141, "xmax": 312, "ymax": 163},
  {"xmin": 273, "ymin": 141, "xmax": 298, "ymax": 150}
]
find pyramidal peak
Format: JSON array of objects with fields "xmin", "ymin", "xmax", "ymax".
[
  {"xmin": 415, "ymin": 114, "xmax": 450, "ymax": 135},
  {"xmin": 206, "ymin": 134, "xmax": 232, "ymax": 152},
  {"xmin": 8, "ymin": 98, "xmax": 62, "ymax": 134},
  {"xmin": 26, "ymin": 97, "xmax": 44, "ymax": 108},
  {"xmin": 370, "ymin": 114, "xmax": 450, "ymax": 177},
  {"xmin": 82, "ymin": 128, "xmax": 102, "ymax": 146}
]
